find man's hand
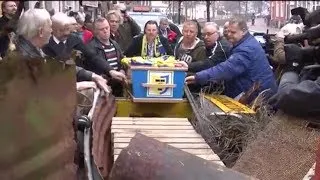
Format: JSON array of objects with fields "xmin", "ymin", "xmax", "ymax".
[
  {"xmin": 76, "ymin": 81, "xmax": 97, "ymax": 91},
  {"xmin": 175, "ymin": 61, "xmax": 189, "ymax": 68},
  {"xmin": 92, "ymin": 73, "xmax": 111, "ymax": 94},
  {"xmin": 109, "ymin": 70, "xmax": 127, "ymax": 82},
  {"xmin": 119, "ymin": 69, "xmax": 126, "ymax": 76},
  {"xmin": 185, "ymin": 75, "xmax": 196, "ymax": 84}
]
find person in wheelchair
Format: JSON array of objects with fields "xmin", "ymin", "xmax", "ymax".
[
  {"xmin": 124, "ymin": 20, "xmax": 173, "ymax": 58},
  {"xmin": 184, "ymin": 17, "xmax": 277, "ymax": 105}
]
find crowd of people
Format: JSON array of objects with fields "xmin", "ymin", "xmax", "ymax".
[
  {"xmin": 1, "ymin": 1, "xmax": 320, "ymax": 178},
  {"xmin": 0, "ymin": 1, "xmax": 280, "ymax": 108},
  {"xmin": 2, "ymin": 1, "xmax": 317, "ymax": 116}
]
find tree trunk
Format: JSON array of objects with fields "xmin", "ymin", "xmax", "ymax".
[
  {"xmin": 212, "ymin": 1, "xmax": 215, "ymax": 20},
  {"xmin": 206, "ymin": 1, "xmax": 210, "ymax": 22},
  {"xmin": 178, "ymin": 1, "xmax": 181, "ymax": 24}
]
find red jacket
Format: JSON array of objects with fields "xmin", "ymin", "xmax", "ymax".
[{"xmin": 81, "ymin": 27, "xmax": 93, "ymax": 44}]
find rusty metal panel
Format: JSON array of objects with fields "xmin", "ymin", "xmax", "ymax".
[
  {"xmin": 0, "ymin": 56, "xmax": 77, "ymax": 179},
  {"xmin": 91, "ymin": 93, "xmax": 117, "ymax": 178},
  {"xmin": 109, "ymin": 133, "xmax": 256, "ymax": 180}
]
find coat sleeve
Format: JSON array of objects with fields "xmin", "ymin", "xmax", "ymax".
[
  {"xmin": 128, "ymin": 17, "xmax": 141, "ymax": 37},
  {"xmin": 269, "ymin": 72, "xmax": 320, "ymax": 116},
  {"xmin": 160, "ymin": 36, "xmax": 174, "ymax": 56},
  {"xmin": 195, "ymin": 48, "xmax": 251, "ymax": 86},
  {"xmin": 124, "ymin": 36, "xmax": 140, "ymax": 57},
  {"xmin": 76, "ymin": 66, "xmax": 92, "ymax": 82},
  {"xmin": 73, "ymin": 38, "xmax": 113, "ymax": 75},
  {"xmin": 188, "ymin": 58, "xmax": 213, "ymax": 73}
]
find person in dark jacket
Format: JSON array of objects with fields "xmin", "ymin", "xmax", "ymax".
[
  {"xmin": 174, "ymin": 20, "xmax": 206, "ymax": 66},
  {"xmin": 0, "ymin": 1, "xmax": 18, "ymax": 58},
  {"xmin": 185, "ymin": 17, "xmax": 277, "ymax": 104},
  {"xmin": 184, "ymin": 22, "xmax": 231, "ymax": 73},
  {"xmin": 42, "ymin": 12, "xmax": 126, "ymax": 82},
  {"xmin": 87, "ymin": 17, "xmax": 126, "ymax": 97},
  {"xmin": 115, "ymin": 3, "xmax": 141, "ymax": 52},
  {"xmin": 124, "ymin": 20, "xmax": 173, "ymax": 57}
]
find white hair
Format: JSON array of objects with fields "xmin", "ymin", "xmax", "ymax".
[
  {"xmin": 205, "ymin": 22, "xmax": 219, "ymax": 31},
  {"xmin": 68, "ymin": 16, "xmax": 77, "ymax": 24},
  {"xmin": 16, "ymin": 9, "xmax": 51, "ymax": 39},
  {"xmin": 51, "ymin": 12, "xmax": 70, "ymax": 27}
]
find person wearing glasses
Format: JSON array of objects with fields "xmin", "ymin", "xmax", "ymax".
[
  {"xmin": 178, "ymin": 22, "xmax": 231, "ymax": 73},
  {"xmin": 184, "ymin": 17, "xmax": 277, "ymax": 104},
  {"xmin": 114, "ymin": 3, "xmax": 141, "ymax": 52}
]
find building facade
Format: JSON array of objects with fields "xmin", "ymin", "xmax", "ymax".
[
  {"xmin": 270, "ymin": 1, "xmax": 320, "ymax": 28},
  {"xmin": 24, "ymin": 1, "xmax": 102, "ymax": 20}
]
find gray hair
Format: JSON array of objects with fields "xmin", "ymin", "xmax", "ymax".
[
  {"xmin": 229, "ymin": 17, "xmax": 248, "ymax": 31},
  {"xmin": 68, "ymin": 16, "xmax": 77, "ymax": 24},
  {"xmin": 51, "ymin": 12, "xmax": 70, "ymax": 27},
  {"xmin": 204, "ymin": 22, "xmax": 219, "ymax": 31},
  {"xmin": 159, "ymin": 17, "xmax": 169, "ymax": 24},
  {"xmin": 93, "ymin": 17, "xmax": 108, "ymax": 29},
  {"xmin": 106, "ymin": 10, "xmax": 123, "ymax": 25},
  {"xmin": 16, "ymin": 8, "xmax": 51, "ymax": 39}
]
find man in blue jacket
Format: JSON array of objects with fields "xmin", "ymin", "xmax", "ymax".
[{"xmin": 185, "ymin": 17, "xmax": 277, "ymax": 103}]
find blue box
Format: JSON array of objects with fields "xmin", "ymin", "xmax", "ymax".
[{"xmin": 130, "ymin": 66, "xmax": 187, "ymax": 103}]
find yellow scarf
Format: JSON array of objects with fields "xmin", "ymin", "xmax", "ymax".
[{"xmin": 141, "ymin": 35, "xmax": 161, "ymax": 58}]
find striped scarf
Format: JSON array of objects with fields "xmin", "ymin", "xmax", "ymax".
[{"xmin": 141, "ymin": 35, "xmax": 166, "ymax": 58}]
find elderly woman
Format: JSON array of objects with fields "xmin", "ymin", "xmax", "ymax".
[
  {"xmin": 174, "ymin": 20, "xmax": 206, "ymax": 65},
  {"xmin": 105, "ymin": 10, "xmax": 125, "ymax": 50},
  {"xmin": 124, "ymin": 20, "xmax": 173, "ymax": 57}
]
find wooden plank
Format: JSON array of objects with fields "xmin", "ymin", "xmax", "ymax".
[
  {"xmin": 113, "ymin": 132, "xmax": 202, "ymax": 138},
  {"xmin": 111, "ymin": 129, "xmax": 196, "ymax": 134},
  {"xmin": 113, "ymin": 143, "xmax": 211, "ymax": 149},
  {"xmin": 111, "ymin": 125, "xmax": 194, "ymax": 130},
  {"xmin": 114, "ymin": 148, "xmax": 214, "ymax": 155},
  {"xmin": 113, "ymin": 154, "xmax": 222, "ymax": 162},
  {"xmin": 114, "ymin": 137, "xmax": 205, "ymax": 143},
  {"xmin": 111, "ymin": 117, "xmax": 224, "ymax": 167},
  {"xmin": 112, "ymin": 121, "xmax": 191, "ymax": 125},
  {"xmin": 112, "ymin": 117, "xmax": 189, "ymax": 121},
  {"xmin": 109, "ymin": 134, "xmax": 249, "ymax": 180}
]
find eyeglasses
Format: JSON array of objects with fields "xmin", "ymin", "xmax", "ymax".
[
  {"xmin": 202, "ymin": 31, "xmax": 217, "ymax": 37},
  {"xmin": 109, "ymin": 20, "xmax": 120, "ymax": 23}
]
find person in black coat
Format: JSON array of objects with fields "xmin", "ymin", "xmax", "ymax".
[
  {"xmin": 42, "ymin": 12, "xmax": 126, "ymax": 82},
  {"xmin": 124, "ymin": 20, "xmax": 173, "ymax": 57}
]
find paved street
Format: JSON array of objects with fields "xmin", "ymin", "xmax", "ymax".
[{"xmin": 248, "ymin": 18, "xmax": 280, "ymax": 34}]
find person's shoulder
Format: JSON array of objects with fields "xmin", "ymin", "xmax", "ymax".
[{"xmin": 133, "ymin": 33, "xmax": 143, "ymax": 40}]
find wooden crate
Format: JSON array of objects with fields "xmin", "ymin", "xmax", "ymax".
[{"xmin": 111, "ymin": 117, "xmax": 224, "ymax": 166}]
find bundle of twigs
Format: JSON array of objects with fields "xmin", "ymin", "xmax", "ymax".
[{"xmin": 188, "ymin": 82, "xmax": 272, "ymax": 167}]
